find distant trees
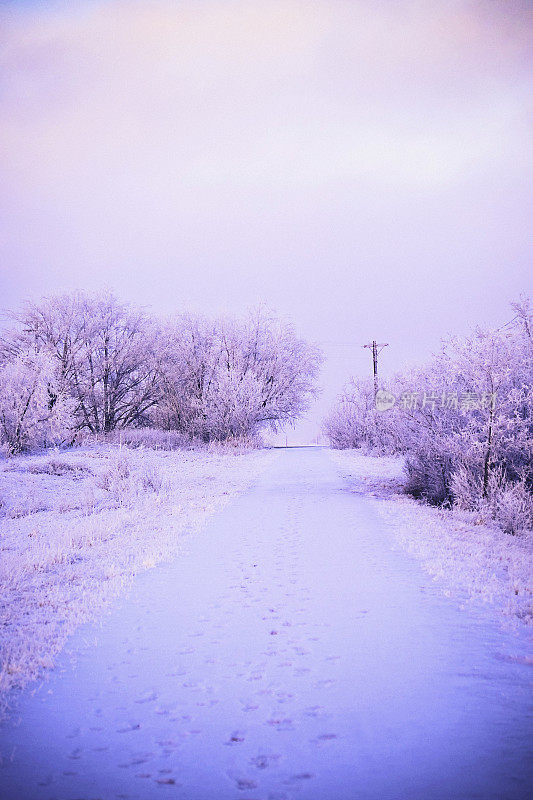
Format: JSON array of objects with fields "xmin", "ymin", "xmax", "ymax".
[
  {"xmin": 0, "ymin": 293, "xmax": 320, "ymax": 451},
  {"xmin": 323, "ymin": 377, "xmax": 400, "ymax": 454},
  {"xmin": 324, "ymin": 299, "xmax": 533, "ymax": 534},
  {"xmin": 152, "ymin": 309, "xmax": 321, "ymax": 441}
]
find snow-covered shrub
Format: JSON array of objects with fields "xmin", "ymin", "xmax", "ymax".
[
  {"xmin": 206, "ymin": 433, "xmax": 263, "ymax": 453},
  {"xmin": 78, "ymin": 427, "xmax": 193, "ymax": 451},
  {"xmin": 452, "ymin": 466, "xmax": 533, "ymax": 535},
  {"xmin": 404, "ymin": 451, "xmax": 455, "ymax": 506},
  {"xmin": 490, "ymin": 477, "xmax": 533, "ymax": 536},
  {"xmin": 96, "ymin": 454, "xmax": 168, "ymax": 505},
  {"xmin": 450, "ymin": 464, "xmax": 483, "ymax": 512},
  {"xmin": 0, "ymin": 350, "xmax": 74, "ymax": 455},
  {"xmin": 97, "ymin": 453, "xmax": 132, "ymax": 497},
  {"xmin": 138, "ymin": 463, "xmax": 168, "ymax": 494},
  {"xmin": 116, "ymin": 428, "xmax": 191, "ymax": 450},
  {"xmin": 18, "ymin": 459, "xmax": 92, "ymax": 478},
  {"xmin": 323, "ymin": 378, "xmax": 400, "ymax": 454}
]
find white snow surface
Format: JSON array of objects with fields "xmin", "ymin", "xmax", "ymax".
[
  {"xmin": 330, "ymin": 449, "xmax": 533, "ymax": 627},
  {"xmin": 0, "ymin": 443, "xmax": 275, "ymax": 711},
  {"xmin": 0, "ymin": 446, "xmax": 531, "ymax": 799}
]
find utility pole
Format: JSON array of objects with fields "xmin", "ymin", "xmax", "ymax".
[{"xmin": 363, "ymin": 340, "xmax": 389, "ymax": 401}]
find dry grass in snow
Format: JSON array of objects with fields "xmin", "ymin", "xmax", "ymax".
[
  {"xmin": 0, "ymin": 443, "xmax": 276, "ymax": 718},
  {"xmin": 330, "ymin": 449, "xmax": 533, "ymax": 630}
]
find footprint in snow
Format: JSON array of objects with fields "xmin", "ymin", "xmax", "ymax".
[
  {"xmin": 117, "ymin": 723, "xmax": 141, "ymax": 733},
  {"xmin": 250, "ymin": 753, "xmax": 281, "ymax": 769},
  {"xmin": 275, "ymin": 691, "xmax": 293, "ymax": 703},
  {"xmin": 135, "ymin": 691, "xmax": 157, "ymax": 704},
  {"xmin": 266, "ymin": 718, "xmax": 294, "ymax": 731},
  {"xmin": 225, "ymin": 732, "xmax": 245, "ymax": 745},
  {"xmin": 235, "ymin": 777, "xmax": 258, "ymax": 791},
  {"xmin": 304, "ymin": 705, "xmax": 325, "ymax": 717},
  {"xmin": 285, "ymin": 772, "xmax": 315, "ymax": 784},
  {"xmin": 118, "ymin": 757, "xmax": 151, "ymax": 767}
]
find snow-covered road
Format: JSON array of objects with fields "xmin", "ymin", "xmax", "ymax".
[{"xmin": 1, "ymin": 447, "xmax": 531, "ymax": 799}]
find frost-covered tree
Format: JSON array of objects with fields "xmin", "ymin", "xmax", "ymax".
[
  {"xmin": 2, "ymin": 293, "xmax": 161, "ymax": 433},
  {"xmin": 398, "ymin": 319, "xmax": 532, "ymax": 509},
  {"xmin": 324, "ymin": 299, "xmax": 533, "ymax": 533},
  {"xmin": 0, "ymin": 350, "xmax": 74, "ymax": 454},
  {"xmin": 154, "ymin": 309, "xmax": 321, "ymax": 441},
  {"xmin": 1, "ymin": 295, "xmax": 320, "ymax": 446}
]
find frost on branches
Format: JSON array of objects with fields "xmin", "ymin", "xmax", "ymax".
[
  {"xmin": 1, "ymin": 293, "xmax": 161, "ymax": 435},
  {"xmin": 152, "ymin": 309, "xmax": 321, "ymax": 441},
  {"xmin": 324, "ymin": 299, "xmax": 533, "ymax": 536},
  {"xmin": 0, "ymin": 350, "xmax": 75, "ymax": 454},
  {"xmin": 0, "ymin": 295, "xmax": 321, "ymax": 452}
]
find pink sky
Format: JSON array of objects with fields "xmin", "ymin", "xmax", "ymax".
[{"xmin": 1, "ymin": 0, "xmax": 531, "ymax": 442}]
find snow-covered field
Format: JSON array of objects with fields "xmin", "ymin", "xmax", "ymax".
[
  {"xmin": 0, "ymin": 443, "xmax": 276, "ymax": 716},
  {"xmin": 330, "ymin": 449, "xmax": 533, "ymax": 630}
]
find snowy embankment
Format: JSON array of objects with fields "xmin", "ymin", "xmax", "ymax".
[
  {"xmin": 330, "ymin": 450, "xmax": 533, "ymax": 630},
  {"xmin": 0, "ymin": 443, "xmax": 275, "ymax": 716}
]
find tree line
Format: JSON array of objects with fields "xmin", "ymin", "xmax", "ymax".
[
  {"xmin": 324, "ymin": 299, "xmax": 533, "ymax": 535},
  {"xmin": 0, "ymin": 293, "xmax": 321, "ymax": 454}
]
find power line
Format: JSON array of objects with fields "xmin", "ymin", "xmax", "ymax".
[{"xmin": 317, "ymin": 341, "xmax": 356, "ymax": 346}]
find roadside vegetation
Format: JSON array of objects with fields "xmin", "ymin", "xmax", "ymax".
[
  {"xmin": 324, "ymin": 298, "xmax": 533, "ymax": 538},
  {"xmin": 0, "ymin": 292, "xmax": 321, "ymax": 454}
]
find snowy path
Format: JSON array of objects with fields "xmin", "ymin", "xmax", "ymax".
[{"xmin": 1, "ymin": 447, "xmax": 531, "ymax": 800}]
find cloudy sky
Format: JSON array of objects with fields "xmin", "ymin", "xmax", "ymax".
[{"xmin": 0, "ymin": 0, "xmax": 531, "ymax": 442}]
